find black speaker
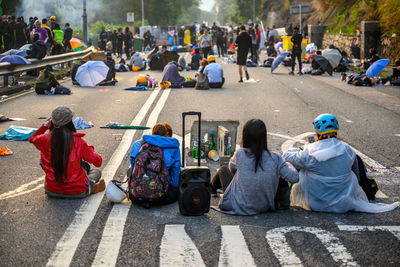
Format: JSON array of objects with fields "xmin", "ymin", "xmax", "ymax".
[
  {"xmin": 178, "ymin": 112, "xmax": 211, "ymax": 216},
  {"xmin": 179, "ymin": 166, "xmax": 211, "ymax": 216}
]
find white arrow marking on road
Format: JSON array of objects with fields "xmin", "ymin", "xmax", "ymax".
[
  {"xmin": 92, "ymin": 89, "xmax": 172, "ymax": 267},
  {"xmin": 337, "ymin": 225, "xmax": 400, "ymax": 241},
  {"xmin": 266, "ymin": 226, "xmax": 357, "ymax": 266},
  {"xmin": 218, "ymin": 225, "xmax": 256, "ymax": 267},
  {"xmin": 46, "ymin": 89, "xmax": 161, "ymax": 267},
  {"xmin": 160, "ymin": 225, "xmax": 206, "ymax": 267},
  {"xmin": 0, "ymin": 176, "xmax": 44, "ymax": 201}
]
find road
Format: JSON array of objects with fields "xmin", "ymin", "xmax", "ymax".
[{"xmin": 1, "ymin": 55, "xmax": 400, "ymax": 266}]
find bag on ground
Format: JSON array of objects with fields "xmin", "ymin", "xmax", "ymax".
[
  {"xmin": 195, "ymin": 74, "xmax": 210, "ymax": 90},
  {"xmin": 54, "ymin": 85, "xmax": 71, "ymax": 95},
  {"xmin": 129, "ymin": 143, "xmax": 170, "ymax": 201}
]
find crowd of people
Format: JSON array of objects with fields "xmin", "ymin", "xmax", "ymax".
[
  {"xmin": 30, "ymin": 107, "xmax": 399, "ymax": 215},
  {"xmin": 0, "ymin": 15, "xmax": 73, "ymax": 58}
]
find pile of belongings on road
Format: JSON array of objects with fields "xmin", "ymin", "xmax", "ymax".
[
  {"xmin": 346, "ymin": 73, "xmax": 377, "ymax": 86},
  {"xmin": 125, "ymin": 74, "xmax": 158, "ymax": 91}
]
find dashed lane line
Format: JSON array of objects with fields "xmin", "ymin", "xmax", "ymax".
[
  {"xmin": 218, "ymin": 225, "xmax": 256, "ymax": 267},
  {"xmin": 92, "ymin": 89, "xmax": 171, "ymax": 267},
  {"xmin": 46, "ymin": 89, "xmax": 161, "ymax": 267}
]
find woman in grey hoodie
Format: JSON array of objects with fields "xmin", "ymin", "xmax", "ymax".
[{"xmin": 212, "ymin": 119, "xmax": 299, "ymax": 215}]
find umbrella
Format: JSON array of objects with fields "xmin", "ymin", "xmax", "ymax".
[
  {"xmin": 306, "ymin": 43, "xmax": 317, "ymax": 54},
  {"xmin": 70, "ymin": 37, "xmax": 87, "ymax": 52},
  {"xmin": 271, "ymin": 52, "xmax": 288, "ymax": 73},
  {"xmin": 75, "ymin": 61, "xmax": 109, "ymax": 87},
  {"xmin": 366, "ymin": 59, "xmax": 390, "ymax": 78},
  {"xmin": 322, "ymin": 49, "xmax": 342, "ymax": 68},
  {"xmin": 0, "ymin": 55, "xmax": 31, "ymax": 64},
  {"xmin": 1, "ymin": 49, "xmax": 28, "ymax": 57},
  {"xmin": 313, "ymin": 55, "xmax": 333, "ymax": 75},
  {"xmin": 274, "ymin": 41, "xmax": 283, "ymax": 51}
]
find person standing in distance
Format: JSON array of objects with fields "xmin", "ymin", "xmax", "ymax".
[
  {"xmin": 290, "ymin": 26, "xmax": 303, "ymax": 75},
  {"xmin": 235, "ymin": 25, "xmax": 252, "ymax": 82}
]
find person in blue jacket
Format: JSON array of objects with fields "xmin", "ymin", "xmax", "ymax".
[{"xmin": 130, "ymin": 123, "xmax": 181, "ymax": 205}]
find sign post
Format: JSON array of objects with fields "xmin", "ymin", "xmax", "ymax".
[
  {"xmin": 127, "ymin": 12, "xmax": 135, "ymax": 34},
  {"xmin": 290, "ymin": 5, "xmax": 311, "ymax": 32}
]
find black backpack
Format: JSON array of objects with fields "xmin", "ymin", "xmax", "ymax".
[{"xmin": 355, "ymin": 155, "xmax": 378, "ymax": 200}]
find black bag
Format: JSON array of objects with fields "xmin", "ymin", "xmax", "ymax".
[
  {"xmin": 182, "ymin": 80, "xmax": 196, "ymax": 88},
  {"xmin": 311, "ymin": 69, "xmax": 323, "ymax": 75},
  {"xmin": 179, "ymin": 112, "xmax": 211, "ymax": 216},
  {"xmin": 354, "ymin": 155, "xmax": 378, "ymax": 200},
  {"xmin": 54, "ymin": 85, "xmax": 71, "ymax": 95},
  {"xmin": 263, "ymin": 58, "xmax": 274, "ymax": 68},
  {"xmin": 195, "ymin": 74, "xmax": 209, "ymax": 90},
  {"xmin": 274, "ymin": 178, "xmax": 291, "ymax": 210}
]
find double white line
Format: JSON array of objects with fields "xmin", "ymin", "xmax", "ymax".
[{"xmin": 47, "ymin": 88, "xmax": 171, "ymax": 267}]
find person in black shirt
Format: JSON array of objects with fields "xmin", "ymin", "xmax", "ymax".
[
  {"xmin": 290, "ymin": 26, "xmax": 303, "ymax": 75},
  {"xmin": 63, "ymin": 23, "xmax": 73, "ymax": 51},
  {"xmin": 235, "ymin": 25, "xmax": 252, "ymax": 82},
  {"xmin": 124, "ymin": 27, "xmax": 133, "ymax": 58},
  {"xmin": 99, "ymin": 27, "xmax": 108, "ymax": 51},
  {"xmin": 14, "ymin": 17, "xmax": 26, "ymax": 49},
  {"xmin": 363, "ymin": 48, "xmax": 380, "ymax": 70},
  {"xmin": 116, "ymin": 28, "xmax": 123, "ymax": 58},
  {"xmin": 143, "ymin": 30, "xmax": 152, "ymax": 50}
]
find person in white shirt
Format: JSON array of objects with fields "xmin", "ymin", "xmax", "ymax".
[{"xmin": 203, "ymin": 55, "xmax": 224, "ymax": 88}]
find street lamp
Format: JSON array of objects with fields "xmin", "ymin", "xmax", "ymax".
[
  {"xmin": 83, "ymin": 0, "xmax": 88, "ymax": 43},
  {"xmin": 142, "ymin": 0, "xmax": 144, "ymax": 27},
  {"xmin": 253, "ymin": 0, "xmax": 255, "ymax": 24}
]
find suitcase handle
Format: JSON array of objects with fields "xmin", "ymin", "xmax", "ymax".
[{"xmin": 182, "ymin": 112, "xmax": 201, "ymax": 167}]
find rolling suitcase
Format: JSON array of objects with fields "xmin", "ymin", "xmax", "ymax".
[{"xmin": 178, "ymin": 112, "xmax": 211, "ymax": 216}]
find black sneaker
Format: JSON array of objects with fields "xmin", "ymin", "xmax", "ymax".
[
  {"xmin": 245, "ymin": 72, "xmax": 250, "ymax": 80},
  {"xmin": 238, "ymin": 79, "xmax": 243, "ymax": 83},
  {"xmin": 289, "ymin": 71, "xmax": 294, "ymax": 75}
]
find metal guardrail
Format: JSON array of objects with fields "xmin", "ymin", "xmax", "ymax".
[{"xmin": 0, "ymin": 47, "xmax": 95, "ymax": 76}]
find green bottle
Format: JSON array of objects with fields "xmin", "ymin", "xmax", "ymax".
[
  {"xmin": 209, "ymin": 131, "xmax": 216, "ymax": 151},
  {"xmin": 192, "ymin": 141, "xmax": 199, "ymax": 159}
]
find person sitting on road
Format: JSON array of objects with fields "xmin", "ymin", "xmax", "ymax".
[
  {"xmin": 26, "ymin": 33, "xmax": 47, "ymax": 60},
  {"xmin": 191, "ymin": 48, "xmax": 203, "ymax": 71},
  {"xmin": 284, "ymin": 113, "xmax": 399, "ymax": 213},
  {"xmin": 203, "ymin": 55, "xmax": 225, "ymax": 88},
  {"xmin": 129, "ymin": 51, "xmax": 146, "ymax": 71},
  {"xmin": 161, "ymin": 61, "xmax": 186, "ymax": 87},
  {"xmin": 129, "ymin": 123, "xmax": 181, "ymax": 208},
  {"xmin": 363, "ymin": 48, "xmax": 380, "ymax": 70},
  {"xmin": 30, "ymin": 106, "xmax": 105, "ymax": 198},
  {"xmin": 34, "ymin": 65, "xmax": 59, "ymax": 94},
  {"xmin": 211, "ymin": 119, "xmax": 299, "ymax": 215},
  {"xmin": 392, "ymin": 57, "xmax": 400, "ymax": 81}
]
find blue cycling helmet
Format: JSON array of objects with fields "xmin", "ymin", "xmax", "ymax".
[
  {"xmin": 313, "ymin": 113, "xmax": 339, "ymax": 135},
  {"xmin": 171, "ymin": 46, "xmax": 178, "ymax": 52}
]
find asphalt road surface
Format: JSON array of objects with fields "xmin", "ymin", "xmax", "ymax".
[{"xmin": 1, "ymin": 55, "xmax": 400, "ymax": 266}]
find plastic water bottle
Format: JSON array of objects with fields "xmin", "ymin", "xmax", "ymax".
[
  {"xmin": 209, "ymin": 131, "xmax": 216, "ymax": 151},
  {"xmin": 192, "ymin": 141, "xmax": 199, "ymax": 159}
]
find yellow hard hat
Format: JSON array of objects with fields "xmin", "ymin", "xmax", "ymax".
[
  {"xmin": 137, "ymin": 75, "xmax": 148, "ymax": 84},
  {"xmin": 370, "ymin": 78, "xmax": 375, "ymax": 84},
  {"xmin": 50, "ymin": 16, "xmax": 56, "ymax": 21},
  {"xmin": 159, "ymin": 81, "xmax": 171, "ymax": 89},
  {"xmin": 207, "ymin": 55, "xmax": 216, "ymax": 62},
  {"xmin": 131, "ymin": 66, "xmax": 140, "ymax": 72}
]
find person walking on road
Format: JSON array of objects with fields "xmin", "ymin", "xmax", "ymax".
[
  {"xmin": 290, "ymin": 26, "xmax": 303, "ymax": 75},
  {"xmin": 235, "ymin": 25, "xmax": 252, "ymax": 82},
  {"xmin": 30, "ymin": 106, "xmax": 105, "ymax": 198},
  {"xmin": 199, "ymin": 28, "xmax": 212, "ymax": 59}
]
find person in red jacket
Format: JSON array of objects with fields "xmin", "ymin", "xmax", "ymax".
[{"xmin": 30, "ymin": 106, "xmax": 105, "ymax": 198}]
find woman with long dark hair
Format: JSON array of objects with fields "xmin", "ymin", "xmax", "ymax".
[
  {"xmin": 211, "ymin": 119, "xmax": 299, "ymax": 215},
  {"xmin": 30, "ymin": 106, "xmax": 104, "ymax": 198}
]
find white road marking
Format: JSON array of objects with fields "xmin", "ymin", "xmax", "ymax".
[
  {"xmin": 274, "ymin": 109, "xmax": 280, "ymax": 112},
  {"xmin": 91, "ymin": 204, "xmax": 131, "ymax": 267},
  {"xmin": 218, "ymin": 225, "xmax": 256, "ymax": 267},
  {"xmin": 394, "ymin": 134, "xmax": 400, "ymax": 137},
  {"xmin": 92, "ymin": 89, "xmax": 172, "ymax": 267},
  {"xmin": 266, "ymin": 226, "xmax": 357, "ymax": 266},
  {"xmin": 160, "ymin": 225, "xmax": 206, "ymax": 267},
  {"xmin": 337, "ymin": 225, "xmax": 400, "ymax": 241},
  {"xmin": 46, "ymin": 89, "xmax": 161, "ymax": 267},
  {"xmin": 172, "ymin": 133, "xmax": 191, "ymax": 159},
  {"xmin": 0, "ymin": 176, "xmax": 44, "ymax": 201},
  {"xmin": 338, "ymin": 115, "xmax": 353, "ymax": 123}
]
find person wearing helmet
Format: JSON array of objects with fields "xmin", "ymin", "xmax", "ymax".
[
  {"xmin": 30, "ymin": 106, "xmax": 105, "ymax": 198},
  {"xmin": 284, "ymin": 114, "xmax": 399, "ymax": 213},
  {"xmin": 203, "ymin": 55, "xmax": 224, "ymax": 88},
  {"xmin": 50, "ymin": 16, "xmax": 56, "ymax": 30}
]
